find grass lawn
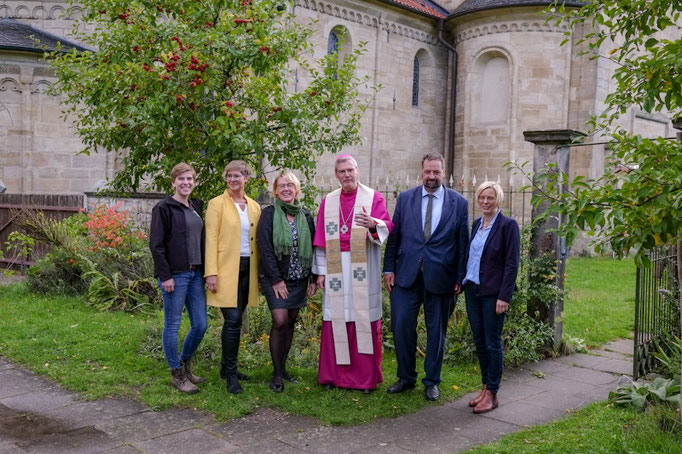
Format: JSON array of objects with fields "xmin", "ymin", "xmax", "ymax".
[
  {"xmin": 467, "ymin": 402, "xmax": 682, "ymax": 453},
  {"xmin": 0, "ymin": 256, "xmax": 639, "ymax": 426},
  {"xmin": 0, "ymin": 283, "xmax": 480, "ymax": 425},
  {"xmin": 563, "ymin": 256, "xmax": 636, "ymax": 347}
]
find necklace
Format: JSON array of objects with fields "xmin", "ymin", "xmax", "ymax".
[{"xmin": 339, "ymin": 203, "xmax": 354, "ymax": 235}]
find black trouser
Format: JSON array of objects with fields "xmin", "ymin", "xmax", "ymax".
[{"xmin": 220, "ymin": 257, "xmax": 250, "ymax": 378}]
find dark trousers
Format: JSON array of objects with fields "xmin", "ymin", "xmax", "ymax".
[
  {"xmin": 465, "ymin": 284, "xmax": 506, "ymax": 393},
  {"xmin": 390, "ymin": 271, "xmax": 452, "ymax": 387},
  {"xmin": 220, "ymin": 257, "xmax": 250, "ymax": 377}
]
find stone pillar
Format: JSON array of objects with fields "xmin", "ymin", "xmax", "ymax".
[{"xmin": 523, "ymin": 129, "xmax": 586, "ymax": 348}]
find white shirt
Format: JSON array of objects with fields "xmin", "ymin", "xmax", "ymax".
[
  {"xmin": 421, "ymin": 185, "xmax": 444, "ymax": 232},
  {"xmin": 236, "ymin": 202, "xmax": 250, "ymax": 257}
]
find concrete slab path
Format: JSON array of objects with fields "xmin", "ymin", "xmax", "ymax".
[{"xmin": 0, "ymin": 340, "xmax": 633, "ymax": 454}]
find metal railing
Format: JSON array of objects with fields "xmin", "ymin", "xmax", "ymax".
[
  {"xmin": 309, "ymin": 179, "xmax": 531, "ymax": 226},
  {"xmin": 633, "ymin": 244, "xmax": 680, "ymax": 380}
]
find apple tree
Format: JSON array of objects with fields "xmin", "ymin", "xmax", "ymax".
[{"xmin": 50, "ymin": 0, "xmax": 373, "ymax": 200}]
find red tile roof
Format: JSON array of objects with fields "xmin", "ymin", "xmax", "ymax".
[{"xmin": 381, "ymin": 0, "xmax": 448, "ymax": 18}]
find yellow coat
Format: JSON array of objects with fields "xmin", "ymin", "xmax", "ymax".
[{"xmin": 204, "ymin": 191, "xmax": 261, "ymax": 308}]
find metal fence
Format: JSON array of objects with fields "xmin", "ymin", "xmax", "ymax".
[
  {"xmin": 633, "ymin": 244, "xmax": 680, "ymax": 380},
  {"xmin": 311, "ymin": 179, "xmax": 532, "ymax": 227}
]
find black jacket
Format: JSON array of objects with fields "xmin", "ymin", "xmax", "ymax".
[
  {"xmin": 150, "ymin": 196, "xmax": 205, "ymax": 282},
  {"xmin": 256, "ymin": 204, "xmax": 316, "ymax": 283},
  {"xmin": 464, "ymin": 212, "xmax": 520, "ymax": 303}
]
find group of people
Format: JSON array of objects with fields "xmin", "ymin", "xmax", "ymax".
[{"xmin": 150, "ymin": 152, "xmax": 520, "ymax": 415}]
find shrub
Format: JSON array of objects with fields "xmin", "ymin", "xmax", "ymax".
[
  {"xmin": 609, "ymin": 377, "xmax": 680, "ymax": 411},
  {"xmin": 19, "ymin": 204, "xmax": 159, "ymax": 312},
  {"xmin": 27, "ymin": 248, "xmax": 87, "ymax": 295},
  {"xmin": 653, "ymin": 333, "xmax": 681, "ymax": 380}
]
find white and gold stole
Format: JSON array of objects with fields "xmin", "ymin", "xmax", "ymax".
[{"xmin": 323, "ymin": 183, "xmax": 375, "ymax": 365}]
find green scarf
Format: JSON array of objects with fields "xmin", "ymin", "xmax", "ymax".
[{"xmin": 273, "ymin": 198, "xmax": 312, "ymax": 270}]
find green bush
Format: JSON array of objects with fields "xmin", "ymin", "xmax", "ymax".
[
  {"xmin": 609, "ymin": 377, "xmax": 680, "ymax": 411},
  {"xmin": 654, "ymin": 332, "xmax": 681, "ymax": 380},
  {"xmin": 27, "ymin": 248, "xmax": 87, "ymax": 295},
  {"xmin": 19, "ymin": 205, "xmax": 159, "ymax": 312}
]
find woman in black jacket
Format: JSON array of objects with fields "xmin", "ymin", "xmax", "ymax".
[
  {"xmin": 463, "ymin": 181, "xmax": 520, "ymax": 414},
  {"xmin": 257, "ymin": 171, "xmax": 317, "ymax": 392},
  {"xmin": 150, "ymin": 163, "xmax": 207, "ymax": 394}
]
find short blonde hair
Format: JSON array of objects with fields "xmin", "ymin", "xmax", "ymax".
[
  {"xmin": 273, "ymin": 171, "xmax": 301, "ymax": 199},
  {"xmin": 171, "ymin": 162, "xmax": 196, "ymax": 181},
  {"xmin": 475, "ymin": 181, "xmax": 504, "ymax": 209},
  {"xmin": 222, "ymin": 160, "xmax": 251, "ymax": 181}
]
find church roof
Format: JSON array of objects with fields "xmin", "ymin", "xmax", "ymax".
[
  {"xmin": 449, "ymin": 0, "xmax": 585, "ymax": 18},
  {"xmin": 379, "ymin": 0, "xmax": 449, "ymax": 18},
  {"xmin": 0, "ymin": 18, "xmax": 90, "ymax": 54}
]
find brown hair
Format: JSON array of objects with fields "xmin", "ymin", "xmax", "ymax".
[
  {"xmin": 222, "ymin": 160, "xmax": 252, "ymax": 181},
  {"xmin": 421, "ymin": 153, "xmax": 445, "ymax": 167},
  {"xmin": 171, "ymin": 162, "xmax": 196, "ymax": 181}
]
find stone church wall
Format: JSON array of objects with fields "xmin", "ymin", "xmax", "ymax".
[
  {"xmin": 292, "ymin": 0, "xmax": 449, "ymax": 188},
  {"xmin": 1, "ymin": 1, "xmax": 114, "ymax": 194}
]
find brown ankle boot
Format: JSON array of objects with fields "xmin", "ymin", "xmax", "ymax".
[
  {"xmin": 170, "ymin": 368, "xmax": 199, "ymax": 394},
  {"xmin": 473, "ymin": 390, "xmax": 498, "ymax": 414},
  {"xmin": 181, "ymin": 358, "xmax": 205, "ymax": 384},
  {"xmin": 468, "ymin": 384, "xmax": 487, "ymax": 407}
]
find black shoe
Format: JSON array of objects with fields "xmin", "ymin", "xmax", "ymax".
[
  {"xmin": 269, "ymin": 378, "xmax": 284, "ymax": 393},
  {"xmin": 283, "ymin": 371, "xmax": 299, "ymax": 384},
  {"xmin": 226, "ymin": 375, "xmax": 243, "ymax": 394},
  {"xmin": 323, "ymin": 383, "xmax": 334, "ymax": 390},
  {"xmin": 236, "ymin": 370, "xmax": 251, "ymax": 381},
  {"xmin": 425, "ymin": 385, "xmax": 440, "ymax": 401},
  {"xmin": 362, "ymin": 389, "xmax": 373, "ymax": 395},
  {"xmin": 221, "ymin": 367, "xmax": 251, "ymax": 381},
  {"xmin": 387, "ymin": 380, "xmax": 416, "ymax": 394}
]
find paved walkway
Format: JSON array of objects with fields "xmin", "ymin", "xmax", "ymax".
[{"xmin": 0, "ymin": 340, "xmax": 633, "ymax": 454}]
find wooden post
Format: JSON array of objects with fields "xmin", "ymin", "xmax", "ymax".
[{"xmin": 523, "ymin": 129, "xmax": 586, "ymax": 349}]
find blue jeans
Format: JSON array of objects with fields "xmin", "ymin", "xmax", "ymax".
[
  {"xmin": 465, "ymin": 284, "xmax": 506, "ymax": 393},
  {"xmin": 159, "ymin": 270, "xmax": 207, "ymax": 370}
]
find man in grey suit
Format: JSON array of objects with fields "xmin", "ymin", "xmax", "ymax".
[{"xmin": 383, "ymin": 153, "xmax": 469, "ymax": 401}]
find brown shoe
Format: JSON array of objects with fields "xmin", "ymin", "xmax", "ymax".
[
  {"xmin": 473, "ymin": 390, "xmax": 498, "ymax": 414},
  {"xmin": 181, "ymin": 358, "xmax": 205, "ymax": 384},
  {"xmin": 468, "ymin": 384, "xmax": 487, "ymax": 407},
  {"xmin": 171, "ymin": 368, "xmax": 199, "ymax": 394}
]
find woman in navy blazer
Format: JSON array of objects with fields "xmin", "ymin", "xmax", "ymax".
[{"xmin": 463, "ymin": 181, "xmax": 520, "ymax": 413}]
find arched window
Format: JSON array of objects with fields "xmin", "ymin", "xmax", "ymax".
[
  {"xmin": 328, "ymin": 31, "xmax": 340, "ymax": 55},
  {"xmin": 412, "ymin": 56, "xmax": 420, "ymax": 107}
]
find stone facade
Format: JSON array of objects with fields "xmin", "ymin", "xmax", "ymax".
[
  {"xmin": 290, "ymin": 0, "xmax": 449, "ymax": 187},
  {"xmin": 0, "ymin": 0, "xmax": 675, "ymax": 198}
]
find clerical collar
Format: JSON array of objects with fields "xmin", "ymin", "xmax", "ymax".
[{"xmin": 341, "ymin": 186, "xmax": 358, "ymax": 196}]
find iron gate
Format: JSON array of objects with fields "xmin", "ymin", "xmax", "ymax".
[{"xmin": 633, "ymin": 245, "xmax": 680, "ymax": 380}]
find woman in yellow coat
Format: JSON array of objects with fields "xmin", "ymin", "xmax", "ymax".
[{"xmin": 205, "ymin": 160, "xmax": 261, "ymax": 394}]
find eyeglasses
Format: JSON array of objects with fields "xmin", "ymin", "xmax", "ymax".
[{"xmin": 277, "ymin": 182, "xmax": 295, "ymax": 189}]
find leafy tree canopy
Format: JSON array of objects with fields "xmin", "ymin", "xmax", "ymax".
[
  {"xmin": 51, "ymin": 0, "xmax": 373, "ymax": 200},
  {"xmin": 531, "ymin": 1, "xmax": 682, "ymax": 263}
]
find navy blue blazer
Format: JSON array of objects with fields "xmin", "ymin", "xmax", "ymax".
[
  {"xmin": 384, "ymin": 185, "xmax": 469, "ymax": 294},
  {"xmin": 465, "ymin": 212, "xmax": 520, "ymax": 303}
]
